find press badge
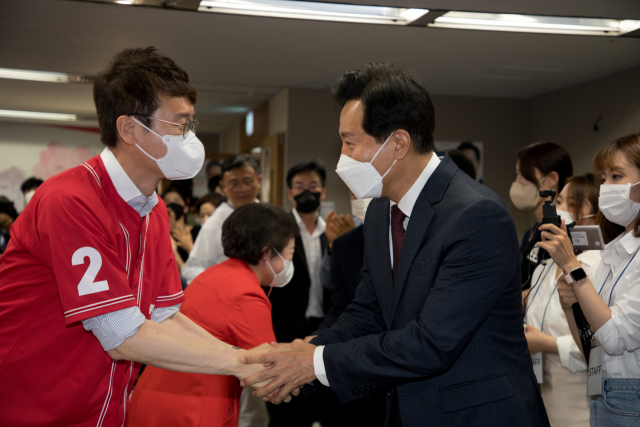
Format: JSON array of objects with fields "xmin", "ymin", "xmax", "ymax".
[
  {"xmin": 587, "ymin": 336, "xmax": 604, "ymax": 397},
  {"xmin": 531, "ymin": 352, "xmax": 543, "ymax": 384}
]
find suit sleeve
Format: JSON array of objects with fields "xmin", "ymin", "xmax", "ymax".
[
  {"xmin": 316, "ymin": 238, "xmax": 355, "ymax": 333},
  {"xmin": 311, "ymin": 249, "xmax": 386, "ymax": 346},
  {"xmin": 37, "ymin": 190, "xmax": 136, "ymax": 325},
  {"xmin": 321, "ymin": 198, "xmax": 519, "ymax": 403}
]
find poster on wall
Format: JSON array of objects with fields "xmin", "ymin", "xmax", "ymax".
[
  {"xmin": 0, "ymin": 124, "xmax": 103, "ymax": 212},
  {"xmin": 434, "ymin": 141, "xmax": 484, "ymax": 183}
]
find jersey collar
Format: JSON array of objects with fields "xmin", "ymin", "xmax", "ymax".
[{"xmin": 100, "ymin": 148, "xmax": 158, "ymax": 217}]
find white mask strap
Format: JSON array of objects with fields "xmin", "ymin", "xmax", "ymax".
[
  {"xmin": 131, "ymin": 116, "xmax": 162, "ymax": 161},
  {"xmin": 581, "ymin": 214, "xmax": 596, "ymax": 219},
  {"xmin": 369, "ymin": 133, "xmax": 394, "ymax": 164}
]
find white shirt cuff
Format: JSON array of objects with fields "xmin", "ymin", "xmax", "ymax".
[
  {"xmin": 313, "ymin": 345, "xmax": 330, "ymax": 387},
  {"xmin": 82, "ymin": 306, "xmax": 146, "ymax": 351},
  {"xmin": 150, "ymin": 303, "xmax": 181, "ymax": 323},
  {"xmin": 594, "ymin": 317, "xmax": 621, "ymax": 355},
  {"xmin": 556, "ymin": 334, "xmax": 587, "ymax": 373}
]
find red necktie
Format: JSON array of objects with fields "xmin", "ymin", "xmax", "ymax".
[{"xmin": 391, "ymin": 205, "xmax": 406, "ymax": 283}]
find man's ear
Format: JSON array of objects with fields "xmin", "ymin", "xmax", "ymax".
[
  {"xmin": 116, "ymin": 115, "xmax": 138, "ymax": 147},
  {"xmin": 257, "ymin": 174, "xmax": 263, "ymax": 185},
  {"xmin": 393, "ymin": 130, "xmax": 412, "ymax": 160},
  {"xmin": 321, "ymin": 186, "xmax": 327, "ymax": 201}
]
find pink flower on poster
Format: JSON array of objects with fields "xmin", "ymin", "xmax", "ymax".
[{"xmin": 33, "ymin": 142, "xmax": 94, "ymax": 180}]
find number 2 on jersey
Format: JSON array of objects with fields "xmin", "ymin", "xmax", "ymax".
[{"xmin": 72, "ymin": 247, "xmax": 109, "ymax": 296}]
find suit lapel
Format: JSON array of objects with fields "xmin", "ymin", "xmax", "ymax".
[
  {"xmin": 390, "ymin": 153, "xmax": 458, "ymax": 323},
  {"xmin": 366, "ymin": 198, "xmax": 395, "ymax": 327}
]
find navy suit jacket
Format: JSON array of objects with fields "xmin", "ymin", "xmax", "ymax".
[
  {"xmin": 317, "ymin": 225, "xmax": 365, "ymax": 333},
  {"xmin": 311, "ymin": 153, "xmax": 549, "ymax": 427}
]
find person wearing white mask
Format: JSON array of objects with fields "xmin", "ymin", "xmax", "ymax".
[
  {"xmin": 0, "ymin": 47, "xmax": 275, "ymax": 426},
  {"xmin": 129, "ymin": 203, "xmax": 297, "ymax": 427},
  {"xmin": 241, "ymin": 62, "xmax": 549, "ymax": 427},
  {"xmin": 20, "ymin": 177, "xmax": 44, "ymax": 210},
  {"xmin": 539, "ymin": 134, "xmax": 640, "ymax": 426},
  {"xmin": 510, "ymin": 141, "xmax": 574, "ymax": 290},
  {"xmin": 523, "ymin": 174, "xmax": 601, "ymax": 427}
]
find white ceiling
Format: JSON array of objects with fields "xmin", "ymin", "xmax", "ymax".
[{"xmin": 1, "ymin": 0, "xmax": 639, "ymax": 133}]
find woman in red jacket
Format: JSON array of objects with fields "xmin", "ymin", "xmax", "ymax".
[{"xmin": 128, "ymin": 203, "xmax": 299, "ymax": 427}]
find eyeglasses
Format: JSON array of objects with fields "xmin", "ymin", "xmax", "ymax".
[
  {"xmin": 292, "ymin": 183, "xmax": 321, "ymax": 192},
  {"xmin": 130, "ymin": 114, "xmax": 198, "ymax": 138}
]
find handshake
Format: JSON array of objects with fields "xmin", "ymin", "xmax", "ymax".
[{"xmin": 235, "ymin": 337, "xmax": 319, "ymax": 404}]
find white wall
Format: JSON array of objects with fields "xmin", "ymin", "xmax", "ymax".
[
  {"xmin": 221, "ymin": 123, "xmax": 241, "ymax": 154},
  {"xmin": 531, "ymin": 67, "xmax": 640, "ymax": 177}
]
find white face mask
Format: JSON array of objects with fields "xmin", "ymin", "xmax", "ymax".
[
  {"xmin": 266, "ymin": 248, "xmax": 294, "ymax": 288},
  {"xmin": 599, "ymin": 182, "xmax": 640, "ymax": 227},
  {"xmin": 351, "ymin": 198, "xmax": 372, "ymax": 224},
  {"xmin": 131, "ymin": 117, "xmax": 205, "ymax": 180},
  {"xmin": 336, "ymin": 133, "xmax": 397, "ymax": 199},
  {"xmin": 24, "ymin": 189, "xmax": 36, "ymax": 206},
  {"xmin": 556, "ymin": 208, "xmax": 575, "ymax": 225}
]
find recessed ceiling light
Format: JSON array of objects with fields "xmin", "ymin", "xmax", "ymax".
[
  {"xmin": 0, "ymin": 68, "xmax": 70, "ymax": 83},
  {"xmin": 198, "ymin": 0, "xmax": 428, "ymax": 25},
  {"xmin": 430, "ymin": 12, "xmax": 640, "ymax": 36},
  {"xmin": 0, "ymin": 109, "xmax": 77, "ymax": 121}
]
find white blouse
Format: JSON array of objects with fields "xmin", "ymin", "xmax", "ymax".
[
  {"xmin": 525, "ymin": 250, "xmax": 601, "ymax": 373},
  {"xmin": 593, "ymin": 232, "xmax": 640, "ymax": 379}
]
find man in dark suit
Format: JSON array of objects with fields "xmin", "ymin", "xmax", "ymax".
[{"xmin": 242, "ymin": 63, "xmax": 549, "ymax": 427}]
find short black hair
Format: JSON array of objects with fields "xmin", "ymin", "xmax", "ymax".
[
  {"xmin": 21, "ymin": 177, "xmax": 44, "ymax": 193},
  {"xmin": 222, "ymin": 203, "xmax": 299, "ymax": 265},
  {"xmin": 222, "ymin": 153, "xmax": 260, "ymax": 176},
  {"xmin": 517, "ymin": 141, "xmax": 573, "ymax": 191},
  {"xmin": 93, "ymin": 46, "xmax": 197, "ymax": 148},
  {"xmin": 447, "ymin": 150, "xmax": 477, "ymax": 179},
  {"xmin": 286, "ymin": 161, "xmax": 326, "ymax": 188},
  {"xmin": 457, "ymin": 142, "xmax": 480, "ymax": 162},
  {"xmin": 162, "ymin": 185, "xmax": 190, "ymax": 207},
  {"xmin": 332, "ymin": 62, "xmax": 435, "ymax": 154}
]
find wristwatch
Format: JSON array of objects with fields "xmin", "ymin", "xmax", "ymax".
[{"xmin": 565, "ymin": 267, "xmax": 587, "ymax": 285}]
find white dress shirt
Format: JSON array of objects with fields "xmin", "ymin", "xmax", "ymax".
[
  {"xmin": 81, "ymin": 148, "xmax": 179, "ymax": 351},
  {"xmin": 525, "ymin": 250, "xmax": 600, "ymax": 373},
  {"xmin": 181, "ymin": 201, "xmax": 235, "ymax": 285},
  {"xmin": 593, "ymin": 231, "xmax": 640, "ymax": 379},
  {"xmin": 314, "ymin": 153, "xmax": 442, "ymax": 386},
  {"xmin": 292, "ymin": 208, "xmax": 327, "ymax": 319}
]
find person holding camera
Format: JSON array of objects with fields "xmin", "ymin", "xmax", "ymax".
[
  {"xmin": 539, "ymin": 134, "xmax": 640, "ymax": 426},
  {"xmin": 523, "ymin": 174, "xmax": 601, "ymax": 427},
  {"xmin": 510, "ymin": 142, "xmax": 573, "ymax": 288}
]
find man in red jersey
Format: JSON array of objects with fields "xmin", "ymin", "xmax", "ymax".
[{"xmin": 0, "ymin": 47, "xmax": 276, "ymax": 427}]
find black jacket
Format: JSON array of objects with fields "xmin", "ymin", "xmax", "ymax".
[{"xmin": 267, "ymin": 223, "xmax": 328, "ymax": 343}]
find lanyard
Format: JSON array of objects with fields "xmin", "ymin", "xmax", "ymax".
[
  {"xmin": 598, "ymin": 248, "xmax": 640, "ymax": 307},
  {"xmin": 540, "ymin": 279, "xmax": 560, "ymax": 333},
  {"xmin": 524, "ymin": 261, "xmax": 555, "ymax": 322}
]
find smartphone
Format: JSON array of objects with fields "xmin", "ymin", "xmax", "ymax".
[{"xmin": 570, "ymin": 225, "xmax": 605, "ymax": 251}]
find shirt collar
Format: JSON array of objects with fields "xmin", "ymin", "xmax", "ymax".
[
  {"xmin": 100, "ymin": 147, "xmax": 158, "ymax": 217},
  {"xmin": 392, "ymin": 153, "xmax": 441, "ymax": 218},
  {"xmin": 100, "ymin": 147, "xmax": 144, "ymax": 202},
  {"xmin": 601, "ymin": 231, "xmax": 640, "ymax": 268},
  {"xmin": 292, "ymin": 208, "xmax": 326, "ymax": 238}
]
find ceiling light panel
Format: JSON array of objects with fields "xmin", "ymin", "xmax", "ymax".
[
  {"xmin": 0, "ymin": 110, "xmax": 77, "ymax": 121},
  {"xmin": 0, "ymin": 68, "xmax": 70, "ymax": 83},
  {"xmin": 431, "ymin": 12, "xmax": 640, "ymax": 36},
  {"xmin": 198, "ymin": 0, "xmax": 428, "ymax": 25}
]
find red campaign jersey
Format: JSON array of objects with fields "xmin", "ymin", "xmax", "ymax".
[
  {"xmin": 128, "ymin": 258, "xmax": 276, "ymax": 427},
  {"xmin": 0, "ymin": 155, "xmax": 184, "ymax": 427}
]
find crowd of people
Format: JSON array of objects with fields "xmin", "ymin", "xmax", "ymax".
[{"xmin": 1, "ymin": 46, "xmax": 640, "ymax": 427}]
